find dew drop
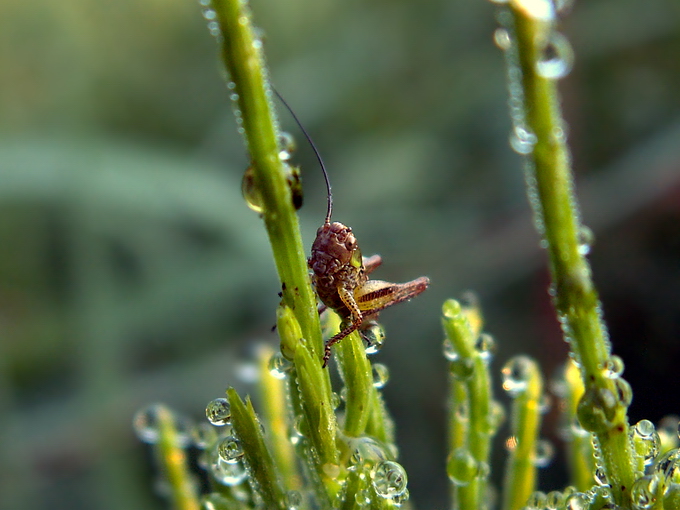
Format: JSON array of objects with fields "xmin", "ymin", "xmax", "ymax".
[
  {"xmin": 372, "ymin": 363, "xmax": 390, "ymax": 388},
  {"xmin": 284, "ymin": 163, "xmax": 303, "ymax": 211},
  {"xmin": 442, "ymin": 338, "xmax": 458, "ymax": 362},
  {"xmin": 509, "ymin": 125, "xmax": 537, "ymax": 155},
  {"xmin": 446, "ymin": 448, "xmax": 478, "ymax": 486},
  {"xmin": 564, "ymin": 492, "xmax": 589, "ymax": 510},
  {"xmin": 322, "ymin": 462, "xmax": 340, "ymax": 479},
  {"xmin": 202, "ymin": 8, "xmax": 217, "ymax": 21},
  {"xmin": 371, "ymin": 460, "xmax": 408, "ymax": 499},
  {"xmin": 206, "ymin": 398, "xmax": 232, "ymax": 426},
  {"xmin": 594, "ymin": 466, "xmax": 609, "ymax": 486},
  {"xmin": 614, "ymin": 377, "xmax": 633, "ymax": 407},
  {"xmin": 133, "ymin": 404, "xmax": 164, "ymax": 444},
  {"xmin": 526, "ymin": 491, "xmax": 547, "ymax": 509},
  {"xmin": 577, "ymin": 386, "xmax": 617, "ymax": 433},
  {"xmin": 392, "ymin": 487, "xmax": 410, "ymax": 506},
  {"xmin": 657, "ymin": 415, "xmax": 680, "ymax": 449},
  {"xmin": 632, "ymin": 420, "xmax": 660, "ymax": 466},
  {"xmin": 631, "ymin": 473, "xmax": 661, "ymax": 509},
  {"xmin": 133, "ymin": 404, "xmax": 192, "ymax": 447},
  {"xmin": 546, "ymin": 490, "xmax": 563, "ymax": 509},
  {"xmin": 348, "ymin": 436, "xmax": 391, "ymax": 469},
  {"xmin": 493, "ymin": 28, "xmax": 511, "ymax": 50},
  {"xmin": 252, "ymin": 38, "xmax": 263, "ymax": 50},
  {"xmin": 201, "ymin": 492, "xmax": 231, "ymax": 510},
  {"xmin": 501, "ymin": 356, "xmax": 534, "ymax": 397},
  {"xmin": 450, "ymin": 357, "xmax": 475, "ymax": 380},
  {"xmin": 278, "ymin": 131, "xmax": 297, "ymax": 162},
  {"xmin": 218, "ymin": 436, "xmax": 244, "ymax": 463},
  {"xmin": 268, "ymin": 352, "xmax": 293, "ymax": 379},
  {"xmin": 330, "ymin": 392, "xmax": 341, "ymax": 410},
  {"xmin": 653, "ymin": 447, "xmax": 680, "ymax": 484},
  {"xmin": 534, "ymin": 439, "xmax": 555, "ymax": 467},
  {"xmin": 207, "ymin": 21, "xmax": 220, "ymax": 37},
  {"xmin": 355, "ymin": 489, "xmax": 371, "ymax": 506},
  {"xmin": 488, "ymin": 400, "xmax": 506, "ymax": 434},
  {"xmin": 442, "ymin": 298, "xmax": 462, "ymax": 320},
  {"xmin": 285, "ymin": 490, "xmax": 302, "ymax": 510},
  {"xmin": 292, "ymin": 414, "xmax": 308, "ymax": 443},
  {"xmin": 363, "ymin": 321, "xmax": 385, "ymax": 355},
  {"xmin": 536, "ymin": 32, "xmax": 574, "ymax": 80},
  {"xmin": 192, "ymin": 422, "xmax": 218, "ymax": 449},
  {"xmin": 241, "ymin": 165, "xmax": 263, "ymax": 213},
  {"xmin": 602, "ymin": 355, "xmax": 624, "ymax": 379},
  {"xmin": 475, "ymin": 333, "xmax": 496, "ymax": 362},
  {"xmin": 577, "ymin": 225, "xmax": 595, "ymax": 256},
  {"xmin": 207, "ymin": 447, "xmax": 247, "ymax": 486}
]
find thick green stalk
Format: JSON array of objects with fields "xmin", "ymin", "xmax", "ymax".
[
  {"xmin": 500, "ymin": 0, "xmax": 638, "ymax": 504},
  {"xmin": 210, "ymin": 0, "xmax": 323, "ymax": 361},
  {"xmin": 328, "ymin": 310, "xmax": 374, "ymax": 438}
]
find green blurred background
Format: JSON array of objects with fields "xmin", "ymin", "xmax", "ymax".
[{"xmin": 1, "ymin": 0, "xmax": 679, "ymax": 508}]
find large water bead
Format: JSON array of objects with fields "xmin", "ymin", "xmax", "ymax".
[{"xmin": 370, "ymin": 460, "xmax": 408, "ymax": 499}]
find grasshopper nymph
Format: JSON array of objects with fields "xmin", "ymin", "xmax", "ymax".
[{"xmin": 275, "ymin": 90, "xmax": 430, "ymax": 367}]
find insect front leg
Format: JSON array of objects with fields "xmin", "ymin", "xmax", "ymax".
[{"xmin": 322, "ymin": 284, "xmax": 364, "ymax": 368}]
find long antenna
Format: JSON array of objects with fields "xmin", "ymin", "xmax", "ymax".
[{"xmin": 273, "ymin": 88, "xmax": 333, "ymax": 224}]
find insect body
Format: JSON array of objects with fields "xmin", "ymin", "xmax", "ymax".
[
  {"xmin": 309, "ymin": 220, "xmax": 429, "ymax": 367},
  {"xmin": 275, "ymin": 89, "xmax": 429, "ymax": 367}
]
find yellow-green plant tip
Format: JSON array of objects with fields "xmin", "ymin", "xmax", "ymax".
[
  {"xmin": 501, "ymin": 357, "xmax": 543, "ymax": 510},
  {"xmin": 561, "ymin": 359, "xmax": 595, "ymax": 492},
  {"xmin": 155, "ymin": 405, "xmax": 201, "ymax": 510},
  {"xmin": 226, "ymin": 388, "xmax": 287, "ymax": 510},
  {"xmin": 256, "ymin": 345, "xmax": 302, "ymax": 493},
  {"xmin": 277, "ymin": 304, "xmax": 302, "ymax": 361},
  {"xmin": 443, "ymin": 298, "xmax": 495, "ymax": 510},
  {"xmin": 442, "ymin": 298, "xmax": 463, "ymax": 318}
]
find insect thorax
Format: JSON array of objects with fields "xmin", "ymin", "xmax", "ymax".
[{"xmin": 309, "ymin": 221, "xmax": 367, "ymax": 317}]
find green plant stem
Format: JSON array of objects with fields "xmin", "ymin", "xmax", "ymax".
[
  {"xmin": 227, "ymin": 389, "xmax": 287, "ymax": 510},
  {"xmin": 155, "ymin": 405, "xmax": 201, "ymax": 510},
  {"xmin": 210, "ymin": 2, "xmax": 343, "ymax": 502},
  {"xmin": 325, "ymin": 309, "xmax": 373, "ymax": 439},
  {"xmin": 210, "ymin": 0, "xmax": 323, "ymax": 361},
  {"xmin": 442, "ymin": 299, "xmax": 493, "ymax": 510},
  {"xmin": 503, "ymin": 0, "xmax": 637, "ymax": 504},
  {"xmin": 501, "ymin": 357, "xmax": 542, "ymax": 510}
]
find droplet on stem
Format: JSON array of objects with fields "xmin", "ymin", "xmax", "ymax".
[
  {"xmin": 242, "ymin": 165, "xmax": 263, "ymax": 213},
  {"xmin": 536, "ymin": 32, "xmax": 574, "ymax": 80},
  {"xmin": 206, "ymin": 398, "xmax": 232, "ymax": 426}
]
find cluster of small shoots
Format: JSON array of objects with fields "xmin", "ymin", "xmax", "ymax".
[{"xmin": 132, "ymin": 0, "xmax": 680, "ymax": 509}]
